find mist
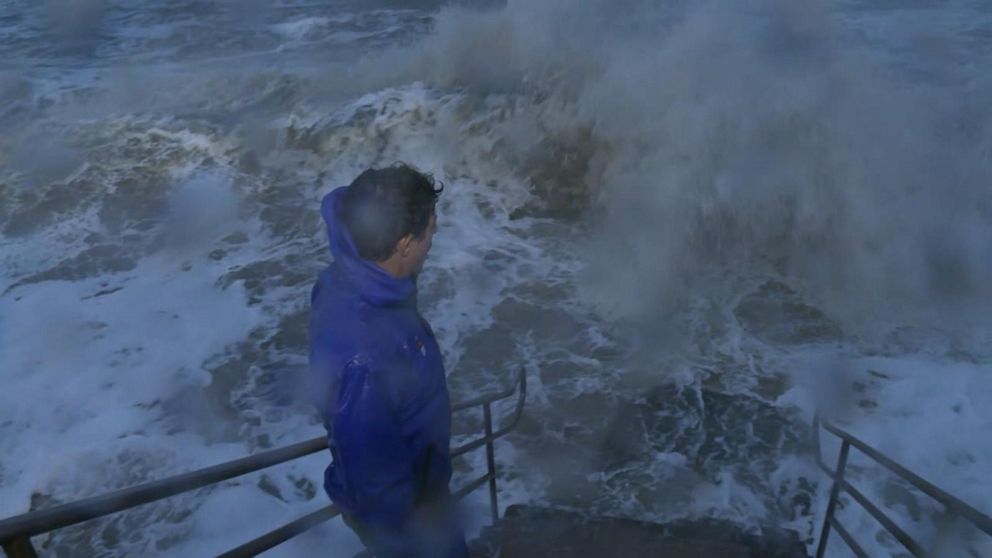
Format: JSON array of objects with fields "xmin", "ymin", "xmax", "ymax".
[{"xmin": 348, "ymin": 0, "xmax": 992, "ymax": 337}]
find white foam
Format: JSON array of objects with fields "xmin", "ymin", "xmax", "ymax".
[
  {"xmin": 0, "ymin": 169, "xmax": 271, "ymax": 518},
  {"xmin": 271, "ymin": 17, "xmax": 334, "ymax": 40},
  {"xmin": 776, "ymin": 345, "xmax": 992, "ymax": 555}
]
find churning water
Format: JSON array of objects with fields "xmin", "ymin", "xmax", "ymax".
[{"xmin": 1, "ymin": 1, "xmax": 991, "ymax": 556}]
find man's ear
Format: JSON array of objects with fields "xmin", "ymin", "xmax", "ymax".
[{"xmin": 396, "ymin": 234, "xmax": 414, "ymax": 257}]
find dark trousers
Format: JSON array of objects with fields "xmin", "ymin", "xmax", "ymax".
[{"xmin": 342, "ymin": 496, "xmax": 469, "ymax": 558}]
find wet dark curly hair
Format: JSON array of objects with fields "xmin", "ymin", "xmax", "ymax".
[{"xmin": 342, "ymin": 162, "xmax": 443, "ymax": 262}]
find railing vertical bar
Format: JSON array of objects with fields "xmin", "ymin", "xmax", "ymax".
[
  {"xmin": 812, "ymin": 414, "xmax": 822, "ymax": 465},
  {"xmin": 1, "ymin": 536, "xmax": 39, "ymax": 558},
  {"xmin": 816, "ymin": 440, "xmax": 851, "ymax": 558},
  {"xmin": 483, "ymin": 402, "xmax": 498, "ymax": 524}
]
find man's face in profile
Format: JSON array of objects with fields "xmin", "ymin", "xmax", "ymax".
[{"xmin": 407, "ymin": 212, "xmax": 437, "ymax": 276}]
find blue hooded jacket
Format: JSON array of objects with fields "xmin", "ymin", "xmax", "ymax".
[{"xmin": 308, "ymin": 186, "xmax": 462, "ymax": 556}]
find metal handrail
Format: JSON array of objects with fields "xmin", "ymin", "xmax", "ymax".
[
  {"xmin": 813, "ymin": 415, "xmax": 992, "ymax": 558},
  {"xmin": 220, "ymin": 368, "xmax": 526, "ymax": 558},
  {"xmin": 0, "ymin": 369, "xmax": 527, "ymax": 558},
  {"xmin": 0, "ymin": 436, "xmax": 330, "ymax": 554},
  {"xmin": 216, "ymin": 505, "xmax": 341, "ymax": 558},
  {"xmin": 216, "ymin": 506, "xmax": 341, "ymax": 558}
]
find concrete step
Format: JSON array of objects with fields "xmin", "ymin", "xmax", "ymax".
[{"xmin": 471, "ymin": 505, "xmax": 809, "ymax": 558}]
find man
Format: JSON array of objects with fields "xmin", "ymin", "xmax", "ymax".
[{"xmin": 308, "ymin": 163, "xmax": 468, "ymax": 558}]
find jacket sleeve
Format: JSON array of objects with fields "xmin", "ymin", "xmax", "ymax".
[{"xmin": 332, "ymin": 360, "xmax": 418, "ymax": 531}]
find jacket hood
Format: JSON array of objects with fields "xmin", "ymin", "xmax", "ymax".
[{"xmin": 320, "ymin": 186, "xmax": 416, "ymax": 307}]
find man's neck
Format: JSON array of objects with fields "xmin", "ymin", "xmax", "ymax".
[{"xmin": 375, "ymin": 258, "xmax": 407, "ymax": 279}]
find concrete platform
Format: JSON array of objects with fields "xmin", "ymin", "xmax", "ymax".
[{"xmin": 471, "ymin": 505, "xmax": 809, "ymax": 558}]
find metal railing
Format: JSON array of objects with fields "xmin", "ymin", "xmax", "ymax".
[
  {"xmin": 813, "ymin": 415, "xmax": 992, "ymax": 558},
  {"xmin": 0, "ymin": 369, "xmax": 527, "ymax": 558}
]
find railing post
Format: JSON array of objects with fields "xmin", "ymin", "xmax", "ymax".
[
  {"xmin": 812, "ymin": 414, "xmax": 822, "ymax": 463},
  {"xmin": 816, "ymin": 440, "xmax": 851, "ymax": 558},
  {"xmin": 2, "ymin": 536, "xmax": 39, "ymax": 558},
  {"xmin": 483, "ymin": 402, "xmax": 498, "ymax": 524}
]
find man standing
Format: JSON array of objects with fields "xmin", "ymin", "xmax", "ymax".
[{"xmin": 308, "ymin": 163, "xmax": 468, "ymax": 557}]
